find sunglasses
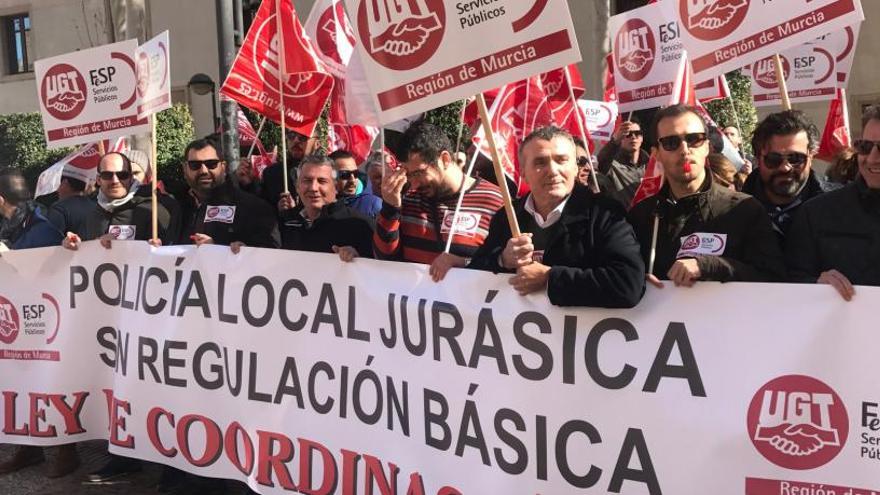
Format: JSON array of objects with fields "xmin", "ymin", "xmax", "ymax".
[
  {"xmin": 762, "ymin": 152, "xmax": 808, "ymax": 169},
  {"xmin": 853, "ymin": 139, "xmax": 880, "ymax": 155},
  {"xmin": 623, "ymin": 130, "xmax": 643, "ymax": 139},
  {"xmin": 98, "ymin": 170, "xmax": 131, "ymax": 181},
  {"xmin": 577, "ymin": 156, "xmax": 590, "ymax": 167},
  {"xmin": 187, "ymin": 159, "xmax": 222, "ymax": 171},
  {"xmin": 337, "ymin": 170, "xmax": 357, "ymax": 180},
  {"xmin": 657, "ymin": 132, "xmax": 708, "ymax": 151}
]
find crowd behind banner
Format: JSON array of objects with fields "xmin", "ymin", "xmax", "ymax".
[{"xmin": 0, "ymin": 101, "xmax": 879, "ymax": 490}]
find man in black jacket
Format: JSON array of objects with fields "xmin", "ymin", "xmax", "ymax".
[
  {"xmin": 47, "ymin": 166, "xmax": 95, "ymax": 238},
  {"xmin": 280, "ymin": 155, "xmax": 374, "ymax": 259},
  {"xmin": 628, "ymin": 105, "xmax": 786, "ymax": 287},
  {"xmin": 468, "ymin": 126, "xmax": 645, "ymax": 308},
  {"xmin": 178, "ymin": 137, "xmax": 280, "ymax": 250},
  {"xmin": 595, "ymin": 120, "xmax": 650, "ymax": 207},
  {"xmin": 786, "ymin": 105, "xmax": 880, "ymax": 301},
  {"xmin": 741, "ymin": 110, "xmax": 837, "ymax": 241}
]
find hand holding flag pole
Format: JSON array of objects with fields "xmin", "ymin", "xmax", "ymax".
[
  {"xmin": 476, "ymin": 94, "xmax": 521, "ymax": 237},
  {"xmin": 275, "ymin": 0, "xmax": 290, "ymax": 194}
]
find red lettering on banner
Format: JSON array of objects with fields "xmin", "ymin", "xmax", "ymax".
[
  {"xmin": 0, "ymin": 349, "xmax": 60, "ymax": 361},
  {"xmin": 745, "ymin": 477, "xmax": 878, "ymax": 494},
  {"xmin": 102, "ymin": 388, "xmax": 134, "ymax": 448},
  {"xmin": 256, "ymin": 429, "xmax": 298, "ymax": 490},
  {"xmin": 49, "ymin": 391, "xmax": 89, "ymax": 435},
  {"xmin": 29, "ymin": 393, "xmax": 57, "ymax": 437},
  {"xmin": 753, "ymin": 87, "xmax": 836, "ymax": 102},
  {"xmin": 3, "ymin": 392, "xmax": 29, "ymax": 435},
  {"xmin": 225, "ymin": 421, "xmax": 256, "ymax": 476},
  {"xmin": 298, "ymin": 438, "xmax": 337, "ymax": 495},
  {"xmin": 364, "ymin": 454, "xmax": 400, "ymax": 494},
  {"xmin": 147, "ymin": 406, "xmax": 178, "ymax": 457},
  {"xmin": 2, "ymin": 390, "xmax": 89, "ymax": 438},
  {"xmin": 377, "ymin": 30, "xmax": 572, "ymax": 111},
  {"xmin": 617, "ymin": 82, "xmax": 674, "ymax": 103},
  {"xmin": 692, "ymin": 0, "xmax": 856, "ymax": 74},
  {"xmin": 341, "ymin": 448, "xmax": 361, "ymax": 495},
  {"xmin": 177, "ymin": 414, "xmax": 223, "ymax": 467},
  {"xmin": 47, "ymin": 115, "xmax": 149, "ymax": 140}
]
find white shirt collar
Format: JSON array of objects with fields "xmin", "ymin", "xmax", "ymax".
[{"xmin": 524, "ymin": 194, "xmax": 569, "ymax": 229}]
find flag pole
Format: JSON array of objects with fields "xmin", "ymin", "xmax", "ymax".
[
  {"xmin": 379, "ymin": 128, "xmax": 386, "ymax": 179},
  {"xmin": 453, "ymin": 99, "xmax": 466, "ymax": 160},
  {"xmin": 773, "ymin": 54, "xmax": 792, "ymax": 111},
  {"xmin": 444, "ymin": 146, "xmax": 481, "ymax": 253},
  {"xmin": 275, "ymin": 0, "xmax": 290, "ymax": 194},
  {"xmin": 476, "ymin": 94, "xmax": 521, "ymax": 237},
  {"xmin": 150, "ymin": 114, "xmax": 159, "ymax": 243},
  {"xmin": 564, "ymin": 66, "xmax": 600, "ymax": 194},
  {"xmin": 246, "ymin": 116, "xmax": 267, "ymax": 159},
  {"xmin": 97, "ymin": 140, "xmax": 106, "ymax": 156}
]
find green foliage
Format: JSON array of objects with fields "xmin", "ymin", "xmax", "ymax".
[
  {"xmin": 155, "ymin": 103, "xmax": 196, "ymax": 186},
  {"xmin": 705, "ymin": 71, "xmax": 757, "ymax": 154},
  {"xmin": 0, "ymin": 113, "xmax": 71, "ymax": 186},
  {"xmin": 424, "ymin": 100, "xmax": 469, "ymax": 152}
]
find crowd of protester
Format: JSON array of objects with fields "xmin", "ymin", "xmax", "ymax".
[{"xmin": 0, "ymin": 104, "xmax": 878, "ymax": 492}]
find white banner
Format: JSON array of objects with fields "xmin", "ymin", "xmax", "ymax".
[
  {"xmin": 135, "ymin": 31, "xmax": 172, "ymax": 120},
  {"xmin": 343, "ymin": 0, "xmax": 581, "ymax": 124},
  {"xmin": 0, "ymin": 243, "xmax": 878, "ymax": 494},
  {"xmin": 34, "ymin": 39, "xmax": 150, "ymax": 149},
  {"xmin": 578, "ymin": 100, "xmax": 619, "ymax": 141}
]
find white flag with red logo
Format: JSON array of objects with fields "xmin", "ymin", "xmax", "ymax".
[
  {"xmin": 695, "ymin": 75, "xmax": 731, "ymax": 103},
  {"xmin": 328, "ymin": 124, "xmax": 380, "ymax": 164},
  {"xmin": 35, "ymin": 138, "xmax": 128, "ymax": 198},
  {"xmin": 816, "ymin": 88, "xmax": 851, "ymax": 162},
  {"xmin": 220, "ymin": 0, "xmax": 333, "ymax": 137}
]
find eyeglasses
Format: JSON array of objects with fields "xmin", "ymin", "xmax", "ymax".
[
  {"xmin": 98, "ymin": 170, "xmax": 131, "ymax": 181},
  {"xmin": 657, "ymin": 132, "xmax": 708, "ymax": 151},
  {"xmin": 623, "ymin": 130, "xmax": 643, "ymax": 139},
  {"xmin": 577, "ymin": 156, "xmax": 590, "ymax": 167},
  {"xmin": 337, "ymin": 170, "xmax": 357, "ymax": 180},
  {"xmin": 762, "ymin": 151, "xmax": 809, "ymax": 169},
  {"xmin": 853, "ymin": 139, "xmax": 880, "ymax": 155},
  {"xmin": 187, "ymin": 159, "xmax": 222, "ymax": 171}
]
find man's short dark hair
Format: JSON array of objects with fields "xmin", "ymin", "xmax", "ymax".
[
  {"xmin": 99, "ymin": 152, "xmax": 132, "ymax": 173},
  {"xmin": 328, "ymin": 149, "xmax": 355, "ymax": 162},
  {"xmin": 862, "ymin": 105, "xmax": 880, "ymax": 130},
  {"xmin": 649, "ymin": 104, "xmax": 706, "ymax": 145},
  {"xmin": 751, "ymin": 110, "xmax": 819, "ymax": 155},
  {"xmin": 519, "ymin": 126, "xmax": 576, "ymax": 159},
  {"xmin": 298, "ymin": 154, "xmax": 336, "ymax": 178},
  {"xmin": 396, "ymin": 122, "xmax": 451, "ymax": 165},
  {"xmin": 572, "ymin": 136, "xmax": 587, "ymax": 151},
  {"xmin": 60, "ymin": 176, "xmax": 86, "ymax": 192},
  {"xmin": 184, "ymin": 136, "xmax": 222, "ymax": 161},
  {"xmin": 0, "ymin": 168, "xmax": 31, "ymax": 206}
]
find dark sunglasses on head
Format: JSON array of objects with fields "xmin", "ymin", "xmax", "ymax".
[
  {"xmin": 623, "ymin": 130, "xmax": 643, "ymax": 139},
  {"xmin": 853, "ymin": 139, "xmax": 880, "ymax": 155},
  {"xmin": 187, "ymin": 159, "xmax": 222, "ymax": 171},
  {"xmin": 577, "ymin": 156, "xmax": 590, "ymax": 167},
  {"xmin": 337, "ymin": 170, "xmax": 357, "ymax": 180},
  {"xmin": 762, "ymin": 151, "xmax": 809, "ymax": 169},
  {"xmin": 657, "ymin": 132, "xmax": 708, "ymax": 151},
  {"xmin": 98, "ymin": 170, "xmax": 131, "ymax": 181}
]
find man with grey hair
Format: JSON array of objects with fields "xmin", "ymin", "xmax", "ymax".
[
  {"xmin": 742, "ymin": 110, "xmax": 837, "ymax": 240},
  {"xmin": 469, "ymin": 126, "xmax": 645, "ymax": 307},
  {"xmin": 279, "ymin": 154, "xmax": 374, "ymax": 261},
  {"xmin": 786, "ymin": 105, "xmax": 880, "ymax": 300}
]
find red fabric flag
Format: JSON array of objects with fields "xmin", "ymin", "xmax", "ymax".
[
  {"xmin": 630, "ymin": 51, "xmax": 698, "ymax": 208},
  {"xmin": 816, "ymin": 88, "xmax": 851, "ymax": 162},
  {"xmin": 220, "ymin": 0, "xmax": 333, "ymax": 137},
  {"xmin": 328, "ymin": 124, "xmax": 380, "ymax": 163},
  {"xmin": 603, "ymin": 53, "xmax": 618, "ymax": 104}
]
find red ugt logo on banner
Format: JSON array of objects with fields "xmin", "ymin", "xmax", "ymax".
[{"xmin": 357, "ymin": 0, "xmax": 445, "ymax": 70}]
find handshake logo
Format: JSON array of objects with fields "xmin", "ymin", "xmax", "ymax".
[
  {"xmin": 357, "ymin": 0, "xmax": 445, "ymax": 70},
  {"xmin": 747, "ymin": 375, "xmax": 849, "ymax": 470}
]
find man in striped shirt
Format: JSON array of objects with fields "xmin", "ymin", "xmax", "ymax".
[{"xmin": 374, "ymin": 122, "xmax": 504, "ymax": 281}]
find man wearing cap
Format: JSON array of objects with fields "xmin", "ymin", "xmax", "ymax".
[{"xmin": 46, "ymin": 162, "xmax": 96, "ymax": 238}]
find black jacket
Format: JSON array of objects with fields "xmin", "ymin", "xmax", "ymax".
[
  {"xmin": 627, "ymin": 175, "xmax": 786, "ymax": 282},
  {"xmin": 468, "ymin": 185, "xmax": 645, "ymax": 308},
  {"xmin": 259, "ymin": 157, "xmax": 299, "ymax": 213},
  {"xmin": 179, "ymin": 181, "xmax": 280, "ymax": 248},
  {"xmin": 47, "ymin": 195, "xmax": 96, "ymax": 237},
  {"xmin": 281, "ymin": 201, "xmax": 374, "ymax": 257},
  {"xmin": 741, "ymin": 169, "xmax": 838, "ymax": 240},
  {"xmin": 785, "ymin": 178, "xmax": 880, "ymax": 285},
  {"xmin": 83, "ymin": 195, "xmax": 178, "ymax": 244}
]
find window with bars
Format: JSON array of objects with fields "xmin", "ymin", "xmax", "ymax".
[{"xmin": 3, "ymin": 13, "xmax": 32, "ymax": 75}]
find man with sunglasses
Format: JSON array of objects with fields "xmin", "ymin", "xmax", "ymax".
[
  {"xmin": 329, "ymin": 149, "xmax": 382, "ymax": 219},
  {"xmin": 596, "ymin": 120, "xmax": 650, "ymax": 207},
  {"xmin": 574, "ymin": 137, "xmax": 613, "ymax": 192},
  {"xmin": 261, "ymin": 130, "xmax": 317, "ymax": 213},
  {"xmin": 627, "ymin": 105, "xmax": 785, "ymax": 287},
  {"xmin": 786, "ymin": 105, "xmax": 880, "ymax": 301},
  {"xmin": 742, "ymin": 111, "xmax": 836, "ymax": 241},
  {"xmin": 178, "ymin": 137, "xmax": 279, "ymax": 250}
]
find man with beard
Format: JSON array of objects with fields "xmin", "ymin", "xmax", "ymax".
[
  {"xmin": 179, "ymin": 136, "xmax": 279, "ymax": 250},
  {"xmin": 627, "ymin": 105, "xmax": 785, "ymax": 287},
  {"xmin": 595, "ymin": 120, "xmax": 650, "ymax": 207},
  {"xmin": 329, "ymin": 149, "xmax": 381, "ymax": 218},
  {"xmin": 786, "ymin": 105, "xmax": 880, "ymax": 300},
  {"xmin": 741, "ymin": 110, "xmax": 836, "ymax": 241},
  {"xmin": 261, "ymin": 130, "xmax": 317, "ymax": 212},
  {"xmin": 374, "ymin": 122, "xmax": 504, "ymax": 282}
]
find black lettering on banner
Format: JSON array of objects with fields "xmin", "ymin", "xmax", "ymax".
[
  {"xmin": 469, "ymin": 291, "xmax": 508, "ymax": 375},
  {"xmin": 555, "ymin": 420, "xmax": 602, "ymax": 489},
  {"xmin": 423, "ymin": 388, "xmax": 451, "ymax": 451},
  {"xmin": 163, "ymin": 340, "xmax": 188, "ymax": 388},
  {"xmin": 242, "ymin": 276, "xmax": 274, "ymax": 327},
  {"xmin": 274, "ymin": 356, "xmax": 305, "ymax": 407},
  {"xmin": 352, "ymin": 359, "xmax": 383, "ymax": 426},
  {"xmin": 404, "ymin": 298, "xmax": 428, "ymax": 356},
  {"xmin": 308, "ymin": 361, "xmax": 335, "ymax": 415},
  {"xmin": 643, "ymin": 322, "xmax": 706, "ymax": 397},
  {"xmin": 512, "ymin": 311, "xmax": 553, "ymax": 381},
  {"xmin": 94, "ymin": 263, "xmax": 122, "ymax": 306},
  {"xmin": 217, "ymin": 274, "xmax": 238, "ymax": 324},
  {"xmin": 248, "ymin": 352, "xmax": 272, "ymax": 403},
  {"xmin": 535, "ymin": 414, "xmax": 548, "ymax": 481},
  {"xmin": 69, "ymin": 265, "xmax": 88, "ymax": 308},
  {"xmin": 454, "ymin": 384, "xmax": 490, "ymax": 466},
  {"xmin": 346, "ymin": 286, "xmax": 369, "ymax": 342},
  {"xmin": 493, "ymin": 408, "xmax": 527, "ymax": 475},
  {"xmin": 386, "ymin": 376, "xmax": 409, "ymax": 436},
  {"xmin": 279, "ymin": 279, "xmax": 308, "ymax": 332},
  {"xmin": 96, "ymin": 326, "xmax": 121, "ymax": 372},
  {"xmin": 193, "ymin": 342, "xmax": 223, "ymax": 390},
  {"xmin": 142, "ymin": 267, "xmax": 168, "ymax": 314},
  {"xmin": 380, "ymin": 293, "xmax": 397, "ymax": 349},
  {"xmin": 311, "ymin": 283, "xmax": 342, "ymax": 336},
  {"xmin": 586, "ymin": 318, "xmax": 638, "ymax": 390},
  {"xmin": 431, "ymin": 301, "xmax": 465, "ymax": 365},
  {"xmin": 119, "ymin": 265, "xmax": 136, "ymax": 310},
  {"xmin": 176, "ymin": 270, "xmax": 210, "ymax": 318},
  {"xmin": 562, "ymin": 315, "xmax": 578, "ymax": 384},
  {"xmin": 138, "ymin": 336, "xmax": 161, "ymax": 382},
  {"xmin": 224, "ymin": 348, "xmax": 244, "ymax": 396},
  {"xmin": 608, "ymin": 428, "xmax": 661, "ymax": 494}
]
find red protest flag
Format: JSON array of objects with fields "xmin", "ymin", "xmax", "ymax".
[
  {"xmin": 816, "ymin": 88, "xmax": 852, "ymax": 162},
  {"xmin": 328, "ymin": 124, "xmax": 380, "ymax": 163},
  {"xmin": 603, "ymin": 53, "xmax": 618, "ymax": 104},
  {"xmin": 220, "ymin": 0, "xmax": 333, "ymax": 137}
]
